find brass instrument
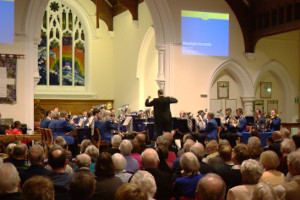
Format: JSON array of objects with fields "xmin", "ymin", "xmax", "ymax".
[
  {"xmin": 198, "ymin": 114, "xmax": 206, "ymax": 130},
  {"xmin": 230, "ymin": 115, "xmax": 240, "ymax": 127},
  {"xmin": 187, "ymin": 112, "xmax": 194, "ymax": 133}
]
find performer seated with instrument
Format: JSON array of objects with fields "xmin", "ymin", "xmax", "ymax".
[
  {"xmin": 199, "ymin": 111, "xmax": 218, "ymax": 142},
  {"xmin": 179, "ymin": 110, "xmax": 187, "ymax": 118},
  {"xmin": 254, "ymin": 109, "xmax": 266, "ymax": 132},
  {"xmin": 40, "ymin": 110, "xmax": 52, "ymax": 128},
  {"xmin": 48, "ymin": 111, "xmax": 76, "ymax": 153},
  {"xmin": 269, "ymin": 109, "xmax": 281, "ymax": 132},
  {"xmin": 196, "ymin": 110, "xmax": 207, "ymax": 131},
  {"xmin": 228, "ymin": 108, "xmax": 247, "ymax": 137},
  {"xmin": 94, "ymin": 109, "xmax": 118, "ymax": 143}
]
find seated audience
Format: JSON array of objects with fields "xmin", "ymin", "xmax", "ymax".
[
  {"xmin": 104, "ymin": 134, "xmax": 122, "ymax": 155},
  {"xmin": 268, "ymin": 131, "xmax": 283, "ymax": 157},
  {"xmin": 156, "ymin": 135, "xmax": 172, "ymax": 173},
  {"xmin": 205, "ymin": 140, "xmax": 219, "ymax": 163},
  {"xmin": 278, "ymin": 138, "xmax": 296, "ymax": 175},
  {"xmin": 112, "ymin": 153, "xmax": 133, "ymax": 183},
  {"xmin": 263, "ymin": 136, "xmax": 274, "ymax": 151},
  {"xmin": 80, "ymin": 139, "xmax": 92, "ymax": 153},
  {"xmin": 4, "ymin": 143, "xmax": 16, "ymax": 162},
  {"xmin": 172, "ymin": 139, "xmax": 195, "ymax": 172},
  {"xmin": 69, "ymin": 173, "xmax": 96, "ymax": 200},
  {"xmin": 292, "ymin": 131, "xmax": 300, "ymax": 148},
  {"xmin": 92, "ymin": 152, "xmax": 123, "ymax": 200},
  {"xmin": 177, "ymin": 134, "xmax": 194, "ymax": 157},
  {"xmin": 250, "ymin": 130, "xmax": 261, "ymax": 139},
  {"xmin": 20, "ymin": 145, "xmax": 51, "ymax": 185},
  {"xmin": 130, "ymin": 139, "xmax": 143, "ymax": 169},
  {"xmin": 84, "ymin": 145, "xmax": 99, "ymax": 173},
  {"xmin": 191, "ymin": 142, "xmax": 215, "ymax": 174},
  {"xmin": 11, "ymin": 143, "xmax": 29, "ymax": 173},
  {"xmin": 251, "ymin": 181, "xmax": 279, "ymax": 200},
  {"xmin": 74, "ymin": 153, "xmax": 93, "ymax": 175},
  {"xmin": 163, "ymin": 131, "xmax": 180, "ymax": 156},
  {"xmin": 274, "ymin": 150, "xmax": 300, "ymax": 200},
  {"xmin": 131, "ymin": 170, "xmax": 157, "ymax": 200},
  {"xmin": 141, "ymin": 148, "xmax": 172, "ymax": 200},
  {"xmin": 45, "ymin": 145, "xmax": 73, "ymax": 174},
  {"xmin": 48, "ymin": 147, "xmax": 73, "ymax": 200},
  {"xmin": 208, "ymin": 140, "xmax": 231, "ymax": 167},
  {"xmin": 227, "ymin": 159, "xmax": 264, "ymax": 200},
  {"xmin": 196, "ymin": 173, "xmax": 226, "ymax": 200},
  {"xmin": 22, "ymin": 176, "xmax": 55, "ymax": 200},
  {"xmin": 134, "ymin": 133, "xmax": 147, "ymax": 154},
  {"xmin": 260, "ymin": 150, "xmax": 285, "ymax": 186},
  {"xmin": 214, "ymin": 145, "xmax": 233, "ymax": 175},
  {"xmin": 0, "ymin": 163, "xmax": 21, "ymax": 200},
  {"xmin": 281, "ymin": 127, "xmax": 291, "ymax": 139},
  {"xmin": 247, "ymin": 136, "xmax": 263, "ymax": 161},
  {"xmin": 173, "ymin": 152, "xmax": 205, "ymax": 199},
  {"xmin": 115, "ymin": 183, "xmax": 148, "ymax": 200},
  {"xmin": 54, "ymin": 136, "xmax": 72, "ymax": 162},
  {"xmin": 120, "ymin": 139, "xmax": 139, "ymax": 174}
]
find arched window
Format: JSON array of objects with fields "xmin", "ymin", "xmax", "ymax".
[{"xmin": 38, "ymin": 0, "xmax": 85, "ymax": 86}]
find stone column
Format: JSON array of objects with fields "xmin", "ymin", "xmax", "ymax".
[
  {"xmin": 241, "ymin": 97, "xmax": 255, "ymax": 116},
  {"xmin": 156, "ymin": 46, "xmax": 166, "ymax": 90}
]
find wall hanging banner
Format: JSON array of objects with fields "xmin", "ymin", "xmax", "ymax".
[{"xmin": 0, "ymin": 54, "xmax": 17, "ymax": 104}]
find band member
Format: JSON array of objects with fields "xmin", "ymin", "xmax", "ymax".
[
  {"xmin": 269, "ymin": 109, "xmax": 281, "ymax": 132},
  {"xmin": 145, "ymin": 89, "xmax": 178, "ymax": 136},
  {"xmin": 254, "ymin": 109, "xmax": 266, "ymax": 132},
  {"xmin": 199, "ymin": 112, "xmax": 218, "ymax": 141},
  {"xmin": 40, "ymin": 110, "xmax": 52, "ymax": 128},
  {"xmin": 196, "ymin": 110, "xmax": 207, "ymax": 131},
  {"xmin": 229, "ymin": 108, "xmax": 247, "ymax": 137},
  {"xmin": 179, "ymin": 111, "xmax": 187, "ymax": 118},
  {"xmin": 94, "ymin": 110, "xmax": 117, "ymax": 142}
]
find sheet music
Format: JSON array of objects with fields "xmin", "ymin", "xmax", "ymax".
[
  {"xmin": 123, "ymin": 117, "xmax": 132, "ymax": 126},
  {"xmin": 78, "ymin": 118, "xmax": 84, "ymax": 127}
]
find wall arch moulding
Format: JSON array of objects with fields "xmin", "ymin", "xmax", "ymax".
[
  {"xmin": 209, "ymin": 59, "xmax": 255, "ymax": 116},
  {"xmin": 253, "ymin": 60, "xmax": 297, "ymax": 122}
]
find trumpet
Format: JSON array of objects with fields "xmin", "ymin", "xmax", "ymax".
[{"xmin": 230, "ymin": 115, "xmax": 240, "ymax": 127}]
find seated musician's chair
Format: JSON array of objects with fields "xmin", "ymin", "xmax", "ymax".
[{"xmin": 92, "ymin": 128, "xmax": 111, "ymax": 150}]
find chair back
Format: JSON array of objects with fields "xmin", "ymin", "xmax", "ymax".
[
  {"xmin": 40, "ymin": 128, "xmax": 47, "ymax": 146},
  {"xmin": 246, "ymin": 125, "xmax": 252, "ymax": 132},
  {"xmin": 44, "ymin": 128, "xmax": 54, "ymax": 147},
  {"xmin": 217, "ymin": 126, "xmax": 222, "ymax": 141},
  {"xmin": 92, "ymin": 128, "xmax": 101, "ymax": 149},
  {"xmin": 77, "ymin": 128, "xmax": 92, "ymax": 144}
]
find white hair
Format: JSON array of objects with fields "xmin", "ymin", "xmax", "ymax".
[
  {"xmin": 281, "ymin": 138, "xmax": 296, "ymax": 154},
  {"xmin": 191, "ymin": 142, "xmax": 205, "ymax": 160},
  {"xmin": 0, "ymin": 163, "xmax": 19, "ymax": 194},
  {"xmin": 84, "ymin": 145, "xmax": 99, "ymax": 162},
  {"xmin": 241, "ymin": 159, "xmax": 264, "ymax": 184},
  {"xmin": 76, "ymin": 153, "xmax": 91, "ymax": 168},
  {"xmin": 251, "ymin": 181, "xmax": 279, "ymax": 200},
  {"xmin": 287, "ymin": 150, "xmax": 300, "ymax": 174},
  {"xmin": 112, "ymin": 153, "xmax": 127, "ymax": 172},
  {"xmin": 248, "ymin": 137, "xmax": 261, "ymax": 148},
  {"xmin": 183, "ymin": 139, "xmax": 195, "ymax": 152},
  {"xmin": 112, "ymin": 135, "xmax": 122, "ymax": 147},
  {"xmin": 180, "ymin": 152, "xmax": 200, "ymax": 173},
  {"xmin": 119, "ymin": 139, "xmax": 133, "ymax": 156},
  {"xmin": 131, "ymin": 170, "xmax": 157, "ymax": 198}
]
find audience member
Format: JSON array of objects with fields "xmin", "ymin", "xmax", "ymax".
[
  {"xmin": 20, "ymin": 145, "xmax": 51, "ymax": 185},
  {"xmin": 163, "ymin": 131, "xmax": 180, "ymax": 155},
  {"xmin": 69, "ymin": 173, "xmax": 96, "ymax": 200},
  {"xmin": 214, "ymin": 145, "xmax": 233, "ymax": 174},
  {"xmin": 268, "ymin": 131, "xmax": 283, "ymax": 157},
  {"xmin": 207, "ymin": 140, "xmax": 230, "ymax": 167},
  {"xmin": 263, "ymin": 136, "xmax": 274, "ymax": 151},
  {"xmin": 22, "ymin": 176, "xmax": 54, "ymax": 200},
  {"xmin": 131, "ymin": 170, "xmax": 157, "ymax": 199},
  {"xmin": 130, "ymin": 139, "xmax": 143, "ymax": 169},
  {"xmin": 196, "ymin": 173, "xmax": 226, "ymax": 200},
  {"xmin": 281, "ymin": 127, "xmax": 291, "ymax": 139},
  {"xmin": 112, "ymin": 153, "xmax": 132, "ymax": 183},
  {"xmin": 120, "ymin": 139, "xmax": 139, "ymax": 174},
  {"xmin": 156, "ymin": 135, "xmax": 172, "ymax": 173},
  {"xmin": 278, "ymin": 138, "xmax": 296, "ymax": 175},
  {"xmin": 248, "ymin": 136, "xmax": 263, "ymax": 160},
  {"xmin": 250, "ymin": 130, "xmax": 261, "ymax": 139},
  {"xmin": 48, "ymin": 147, "xmax": 73, "ymax": 200},
  {"xmin": 205, "ymin": 140, "xmax": 219, "ymax": 163},
  {"xmin": 172, "ymin": 139, "xmax": 195, "ymax": 172},
  {"xmin": 141, "ymin": 148, "xmax": 172, "ymax": 200},
  {"xmin": 80, "ymin": 139, "xmax": 92, "ymax": 153},
  {"xmin": 227, "ymin": 159, "xmax": 264, "ymax": 200},
  {"xmin": 4, "ymin": 143, "xmax": 16, "ymax": 162},
  {"xmin": 173, "ymin": 152, "xmax": 205, "ymax": 199},
  {"xmin": 115, "ymin": 183, "xmax": 147, "ymax": 200},
  {"xmin": 0, "ymin": 163, "xmax": 21, "ymax": 199},
  {"xmin": 252, "ymin": 181, "xmax": 279, "ymax": 200},
  {"xmin": 191, "ymin": 142, "xmax": 215, "ymax": 174},
  {"xmin": 135, "ymin": 133, "xmax": 147, "ymax": 154},
  {"xmin": 84, "ymin": 145, "xmax": 99, "ymax": 172},
  {"xmin": 104, "ymin": 134, "xmax": 122, "ymax": 155},
  {"xmin": 177, "ymin": 134, "xmax": 194, "ymax": 157},
  {"xmin": 54, "ymin": 136, "xmax": 72, "ymax": 162},
  {"xmin": 74, "ymin": 153, "xmax": 93, "ymax": 175},
  {"xmin": 11, "ymin": 143, "xmax": 29, "ymax": 173},
  {"xmin": 92, "ymin": 152, "xmax": 123, "ymax": 200},
  {"xmin": 260, "ymin": 150, "xmax": 285, "ymax": 186}
]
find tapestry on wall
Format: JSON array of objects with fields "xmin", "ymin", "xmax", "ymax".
[{"xmin": 0, "ymin": 54, "xmax": 17, "ymax": 104}]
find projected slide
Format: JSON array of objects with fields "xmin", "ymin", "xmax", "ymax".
[
  {"xmin": 181, "ymin": 10, "xmax": 229, "ymax": 56},
  {"xmin": 0, "ymin": 0, "xmax": 14, "ymax": 43}
]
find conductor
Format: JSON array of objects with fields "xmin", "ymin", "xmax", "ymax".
[{"xmin": 145, "ymin": 89, "xmax": 178, "ymax": 136}]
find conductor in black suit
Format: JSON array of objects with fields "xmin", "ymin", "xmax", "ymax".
[{"xmin": 145, "ymin": 89, "xmax": 178, "ymax": 136}]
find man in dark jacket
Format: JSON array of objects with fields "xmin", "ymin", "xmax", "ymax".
[{"xmin": 145, "ymin": 89, "xmax": 178, "ymax": 135}]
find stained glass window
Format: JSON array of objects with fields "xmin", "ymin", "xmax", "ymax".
[{"xmin": 38, "ymin": 0, "xmax": 85, "ymax": 86}]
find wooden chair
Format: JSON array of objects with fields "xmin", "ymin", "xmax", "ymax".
[
  {"xmin": 246, "ymin": 125, "xmax": 252, "ymax": 132},
  {"xmin": 92, "ymin": 128, "xmax": 111, "ymax": 150},
  {"xmin": 44, "ymin": 128, "xmax": 54, "ymax": 148},
  {"xmin": 217, "ymin": 126, "xmax": 222, "ymax": 141}
]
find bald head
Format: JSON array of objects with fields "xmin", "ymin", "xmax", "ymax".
[
  {"xmin": 196, "ymin": 173, "xmax": 226, "ymax": 200},
  {"xmin": 48, "ymin": 148, "xmax": 67, "ymax": 170},
  {"xmin": 141, "ymin": 148, "xmax": 159, "ymax": 168},
  {"xmin": 76, "ymin": 153, "xmax": 91, "ymax": 168}
]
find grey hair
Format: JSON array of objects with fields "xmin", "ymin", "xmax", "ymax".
[
  {"xmin": 0, "ymin": 163, "xmax": 19, "ymax": 194},
  {"xmin": 119, "ymin": 139, "xmax": 133, "ymax": 156},
  {"xmin": 156, "ymin": 135, "xmax": 170, "ymax": 147},
  {"xmin": 141, "ymin": 148, "xmax": 159, "ymax": 168},
  {"xmin": 281, "ymin": 127, "xmax": 291, "ymax": 139},
  {"xmin": 207, "ymin": 112, "xmax": 214, "ymax": 119},
  {"xmin": 84, "ymin": 145, "xmax": 99, "ymax": 162},
  {"xmin": 76, "ymin": 153, "xmax": 91, "ymax": 168},
  {"xmin": 218, "ymin": 139, "xmax": 230, "ymax": 148},
  {"xmin": 287, "ymin": 150, "xmax": 300, "ymax": 174},
  {"xmin": 251, "ymin": 181, "xmax": 279, "ymax": 200},
  {"xmin": 80, "ymin": 139, "xmax": 92, "ymax": 153},
  {"xmin": 12, "ymin": 143, "xmax": 28, "ymax": 157},
  {"xmin": 241, "ymin": 159, "xmax": 264, "ymax": 184},
  {"xmin": 54, "ymin": 136, "xmax": 66, "ymax": 147},
  {"xmin": 191, "ymin": 142, "xmax": 205, "ymax": 160},
  {"xmin": 196, "ymin": 173, "xmax": 226, "ymax": 200},
  {"xmin": 131, "ymin": 170, "xmax": 157, "ymax": 198},
  {"xmin": 180, "ymin": 152, "xmax": 200, "ymax": 173},
  {"xmin": 6, "ymin": 143, "xmax": 16, "ymax": 156},
  {"xmin": 260, "ymin": 151, "xmax": 280, "ymax": 170},
  {"xmin": 281, "ymin": 138, "xmax": 296, "ymax": 154},
  {"xmin": 248, "ymin": 136, "xmax": 261, "ymax": 147},
  {"xmin": 28, "ymin": 145, "xmax": 44, "ymax": 165},
  {"xmin": 183, "ymin": 139, "xmax": 196, "ymax": 152},
  {"xmin": 112, "ymin": 153, "xmax": 127, "ymax": 172},
  {"xmin": 112, "ymin": 135, "xmax": 122, "ymax": 147}
]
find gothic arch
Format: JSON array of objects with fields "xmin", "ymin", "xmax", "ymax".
[{"xmin": 253, "ymin": 60, "xmax": 297, "ymax": 122}]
